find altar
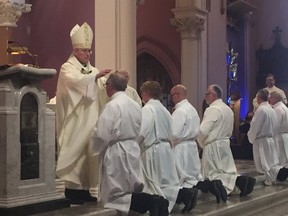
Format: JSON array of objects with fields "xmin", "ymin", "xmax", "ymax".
[{"xmin": 0, "ymin": 65, "xmax": 69, "ymax": 215}]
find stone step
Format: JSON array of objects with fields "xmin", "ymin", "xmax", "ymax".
[
  {"xmin": 181, "ymin": 173, "xmax": 266, "ymax": 206},
  {"xmin": 39, "ymin": 183, "xmax": 288, "ymax": 216},
  {"xmin": 38, "ymin": 160, "xmax": 288, "ymax": 216},
  {"xmin": 170, "ymin": 174, "xmax": 288, "ymax": 216},
  {"xmin": 186, "ymin": 184, "xmax": 288, "ymax": 216}
]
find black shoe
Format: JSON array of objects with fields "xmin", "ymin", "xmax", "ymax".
[
  {"xmin": 213, "ymin": 180, "xmax": 227, "ymax": 202},
  {"xmin": 188, "ymin": 188, "xmax": 198, "ymax": 212},
  {"xmin": 158, "ymin": 196, "xmax": 169, "ymax": 216},
  {"xmin": 65, "ymin": 189, "xmax": 97, "ymax": 204},
  {"xmin": 245, "ymin": 177, "xmax": 256, "ymax": 196},
  {"xmin": 277, "ymin": 168, "xmax": 288, "ymax": 181},
  {"xmin": 149, "ymin": 195, "xmax": 163, "ymax": 216},
  {"xmin": 82, "ymin": 190, "xmax": 97, "ymax": 202},
  {"xmin": 208, "ymin": 180, "xmax": 221, "ymax": 203},
  {"xmin": 131, "ymin": 193, "xmax": 155, "ymax": 214},
  {"xmin": 236, "ymin": 176, "xmax": 249, "ymax": 197},
  {"xmin": 65, "ymin": 188, "xmax": 84, "ymax": 204},
  {"xmin": 181, "ymin": 187, "xmax": 198, "ymax": 213},
  {"xmin": 195, "ymin": 180, "xmax": 210, "ymax": 193}
]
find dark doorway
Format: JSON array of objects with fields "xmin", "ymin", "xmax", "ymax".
[{"xmin": 137, "ymin": 52, "xmax": 173, "ymax": 111}]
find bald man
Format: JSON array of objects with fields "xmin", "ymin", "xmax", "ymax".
[{"xmin": 171, "ymin": 84, "xmax": 227, "ymax": 204}]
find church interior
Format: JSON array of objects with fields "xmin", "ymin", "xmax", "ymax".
[{"xmin": 1, "ymin": 0, "xmax": 288, "ymax": 215}]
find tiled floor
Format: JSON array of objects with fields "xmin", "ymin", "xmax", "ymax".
[{"xmin": 34, "ymin": 160, "xmax": 288, "ymax": 216}]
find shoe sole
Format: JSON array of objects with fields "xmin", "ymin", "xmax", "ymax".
[
  {"xmin": 209, "ymin": 181, "xmax": 221, "ymax": 204},
  {"xmin": 181, "ymin": 190, "xmax": 193, "ymax": 213},
  {"xmin": 159, "ymin": 197, "xmax": 169, "ymax": 216},
  {"xmin": 188, "ymin": 189, "xmax": 198, "ymax": 212},
  {"xmin": 239, "ymin": 176, "xmax": 249, "ymax": 197},
  {"xmin": 215, "ymin": 180, "xmax": 227, "ymax": 202}
]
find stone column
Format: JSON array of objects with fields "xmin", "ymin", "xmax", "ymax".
[
  {"xmin": 171, "ymin": 0, "xmax": 208, "ymax": 113},
  {"xmin": 94, "ymin": 0, "xmax": 137, "ymax": 87},
  {"xmin": 0, "ymin": 0, "xmax": 31, "ymax": 65}
]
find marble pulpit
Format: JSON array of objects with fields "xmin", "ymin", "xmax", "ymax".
[{"xmin": 0, "ymin": 65, "xmax": 69, "ymax": 215}]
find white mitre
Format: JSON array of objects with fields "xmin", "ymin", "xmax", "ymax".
[{"xmin": 70, "ymin": 22, "xmax": 93, "ymax": 49}]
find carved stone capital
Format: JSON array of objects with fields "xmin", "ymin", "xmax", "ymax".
[
  {"xmin": 0, "ymin": 0, "xmax": 31, "ymax": 27},
  {"xmin": 171, "ymin": 16, "xmax": 205, "ymax": 39}
]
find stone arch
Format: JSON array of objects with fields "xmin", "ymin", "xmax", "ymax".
[
  {"xmin": 136, "ymin": 37, "xmax": 181, "ymax": 111},
  {"xmin": 137, "ymin": 36, "xmax": 181, "ymax": 85}
]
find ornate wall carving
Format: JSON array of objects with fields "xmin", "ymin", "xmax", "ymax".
[
  {"xmin": 0, "ymin": 0, "xmax": 31, "ymax": 27},
  {"xmin": 170, "ymin": 16, "xmax": 205, "ymax": 39}
]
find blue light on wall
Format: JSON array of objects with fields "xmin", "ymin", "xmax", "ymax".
[
  {"xmin": 226, "ymin": 45, "xmax": 248, "ymax": 120},
  {"xmin": 226, "ymin": 47, "xmax": 239, "ymax": 101}
]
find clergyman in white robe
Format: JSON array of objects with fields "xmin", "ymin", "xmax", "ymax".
[
  {"xmin": 139, "ymin": 99, "xmax": 180, "ymax": 212},
  {"xmin": 197, "ymin": 97, "xmax": 238, "ymax": 194},
  {"xmin": 138, "ymin": 81, "xmax": 198, "ymax": 214},
  {"xmin": 170, "ymin": 84, "xmax": 228, "ymax": 204},
  {"xmin": 252, "ymin": 74, "xmax": 287, "ymax": 111},
  {"xmin": 56, "ymin": 54, "xmax": 109, "ymax": 190},
  {"xmin": 92, "ymin": 91, "xmax": 144, "ymax": 214},
  {"xmin": 198, "ymin": 84, "xmax": 255, "ymax": 197},
  {"xmin": 92, "ymin": 74, "xmax": 169, "ymax": 216},
  {"xmin": 270, "ymin": 91, "xmax": 288, "ymax": 168},
  {"xmin": 171, "ymin": 98, "xmax": 203, "ymax": 187},
  {"xmin": 253, "ymin": 85, "xmax": 287, "ymax": 111},
  {"xmin": 248, "ymin": 90, "xmax": 284, "ymax": 185}
]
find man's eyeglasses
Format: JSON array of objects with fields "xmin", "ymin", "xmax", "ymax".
[
  {"xmin": 205, "ymin": 92, "xmax": 215, "ymax": 96},
  {"xmin": 77, "ymin": 49, "xmax": 92, "ymax": 54}
]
